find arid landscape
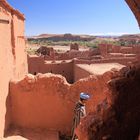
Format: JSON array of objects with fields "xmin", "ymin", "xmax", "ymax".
[
  {"xmin": 0, "ymin": 0, "xmax": 140, "ymax": 140},
  {"xmin": 27, "ymin": 33, "xmax": 140, "ymax": 54}
]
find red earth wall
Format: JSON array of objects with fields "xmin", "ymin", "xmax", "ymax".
[
  {"xmin": 28, "ymin": 56, "xmax": 136, "ymax": 84},
  {"xmin": 76, "ymin": 65, "xmax": 140, "ymax": 140},
  {"xmin": 0, "ymin": 0, "xmax": 27, "ymax": 138},
  {"xmin": 54, "ymin": 50, "xmax": 90, "ymax": 60},
  {"xmin": 9, "ymin": 71, "xmax": 115, "ymax": 137},
  {"xmin": 74, "ymin": 64, "xmax": 92, "ymax": 81},
  {"xmin": 74, "ymin": 58, "xmax": 136, "ymax": 65},
  {"xmin": 99, "ymin": 44, "xmax": 140, "ymax": 56},
  {"xmin": 28, "ymin": 56, "xmax": 74, "ymax": 83}
]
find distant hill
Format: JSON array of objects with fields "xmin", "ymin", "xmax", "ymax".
[
  {"xmin": 28, "ymin": 33, "xmax": 140, "ymax": 41},
  {"xmin": 27, "ymin": 33, "xmax": 140, "ymax": 47},
  {"xmin": 118, "ymin": 34, "xmax": 140, "ymax": 46},
  {"xmin": 28, "ymin": 33, "xmax": 96, "ymax": 42},
  {"xmin": 119, "ymin": 34, "xmax": 140, "ymax": 41}
]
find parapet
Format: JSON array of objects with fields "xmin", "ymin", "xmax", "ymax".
[{"xmin": 0, "ymin": 0, "xmax": 25, "ymax": 20}]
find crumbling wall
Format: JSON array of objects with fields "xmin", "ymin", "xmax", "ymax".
[
  {"xmin": 28, "ymin": 56, "xmax": 74, "ymax": 83},
  {"xmin": 76, "ymin": 65, "xmax": 140, "ymax": 140},
  {"xmin": 8, "ymin": 70, "xmax": 116, "ymax": 137},
  {"xmin": 28, "ymin": 55, "xmax": 44, "ymax": 74},
  {"xmin": 68, "ymin": 50, "xmax": 90, "ymax": 59},
  {"xmin": 28, "ymin": 55, "xmax": 136, "ymax": 80},
  {"xmin": 9, "ymin": 74, "xmax": 72, "ymax": 135},
  {"xmin": 41, "ymin": 61, "xmax": 74, "ymax": 83},
  {"xmin": 70, "ymin": 43, "xmax": 79, "ymax": 51}
]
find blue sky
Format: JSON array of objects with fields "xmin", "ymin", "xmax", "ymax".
[{"xmin": 7, "ymin": 0, "xmax": 140, "ymax": 36}]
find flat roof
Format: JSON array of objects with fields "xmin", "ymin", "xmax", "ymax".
[{"xmin": 77, "ymin": 63, "xmax": 125, "ymax": 75}]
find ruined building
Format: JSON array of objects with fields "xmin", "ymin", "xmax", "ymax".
[{"xmin": 0, "ymin": 0, "xmax": 140, "ymax": 140}]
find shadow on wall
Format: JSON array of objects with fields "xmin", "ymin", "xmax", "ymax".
[
  {"xmin": 28, "ymin": 57, "xmax": 75, "ymax": 84},
  {"xmin": 28, "ymin": 58, "xmax": 94, "ymax": 84},
  {"xmin": 76, "ymin": 65, "xmax": 140, "ymax": 140},
  {"xmin": 4, "ymin": 89, "xmax": 12, "ymax": 137}
]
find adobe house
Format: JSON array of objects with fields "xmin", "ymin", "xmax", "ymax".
[{"xmin": 70, "ymin": 43, "xmax": 79, "ymax": 51}]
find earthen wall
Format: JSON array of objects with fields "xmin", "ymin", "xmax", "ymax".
[
  {"xmin": 0, "ymin": 4, "xmax": 13, "ymax": 137},
  {"xmin": 120, "ymin": 47, "xmax": 133, "ymax": 54},
  {"xmin": 28, "ymin": 56, "xmax": 74, "ymax": 83},
  {"xmin": 74, "ymin": 57, "xmax": 136, "ymax": 65},
  {"xmin": 133, "ymin": 45, "xmax": 140, "ymax": 54},
  {"xmin": 0, "ymin": 1, "xmax": 27, "ymax": 138},
  {"xmin": 41, "ymin": 62, "xmax": 74, "ymax": 83},
  {"xmin": 99, "ymin": 44, "xmax": 140, "ymax": 56},
  {"xmin": 74, "ymin": 64, "xmax": 92, "ymax": 82},
  {"xmin": 68, "ymin": 50, "xmax": 90, "ymax": 59},
  {"xmin": 98, "ymin": 44, "xmax": 108, "ymax": 57},
  {"xmin": 9, "ymin": 72, "xmax": 112, "ymax": 135},
  {"xmin": 12, "ymin": 14, "xmax": 28, "ymax": 78},
  {"xmin": 28, "ymin": 55, "xmax": 136, "ymax": 84}
]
